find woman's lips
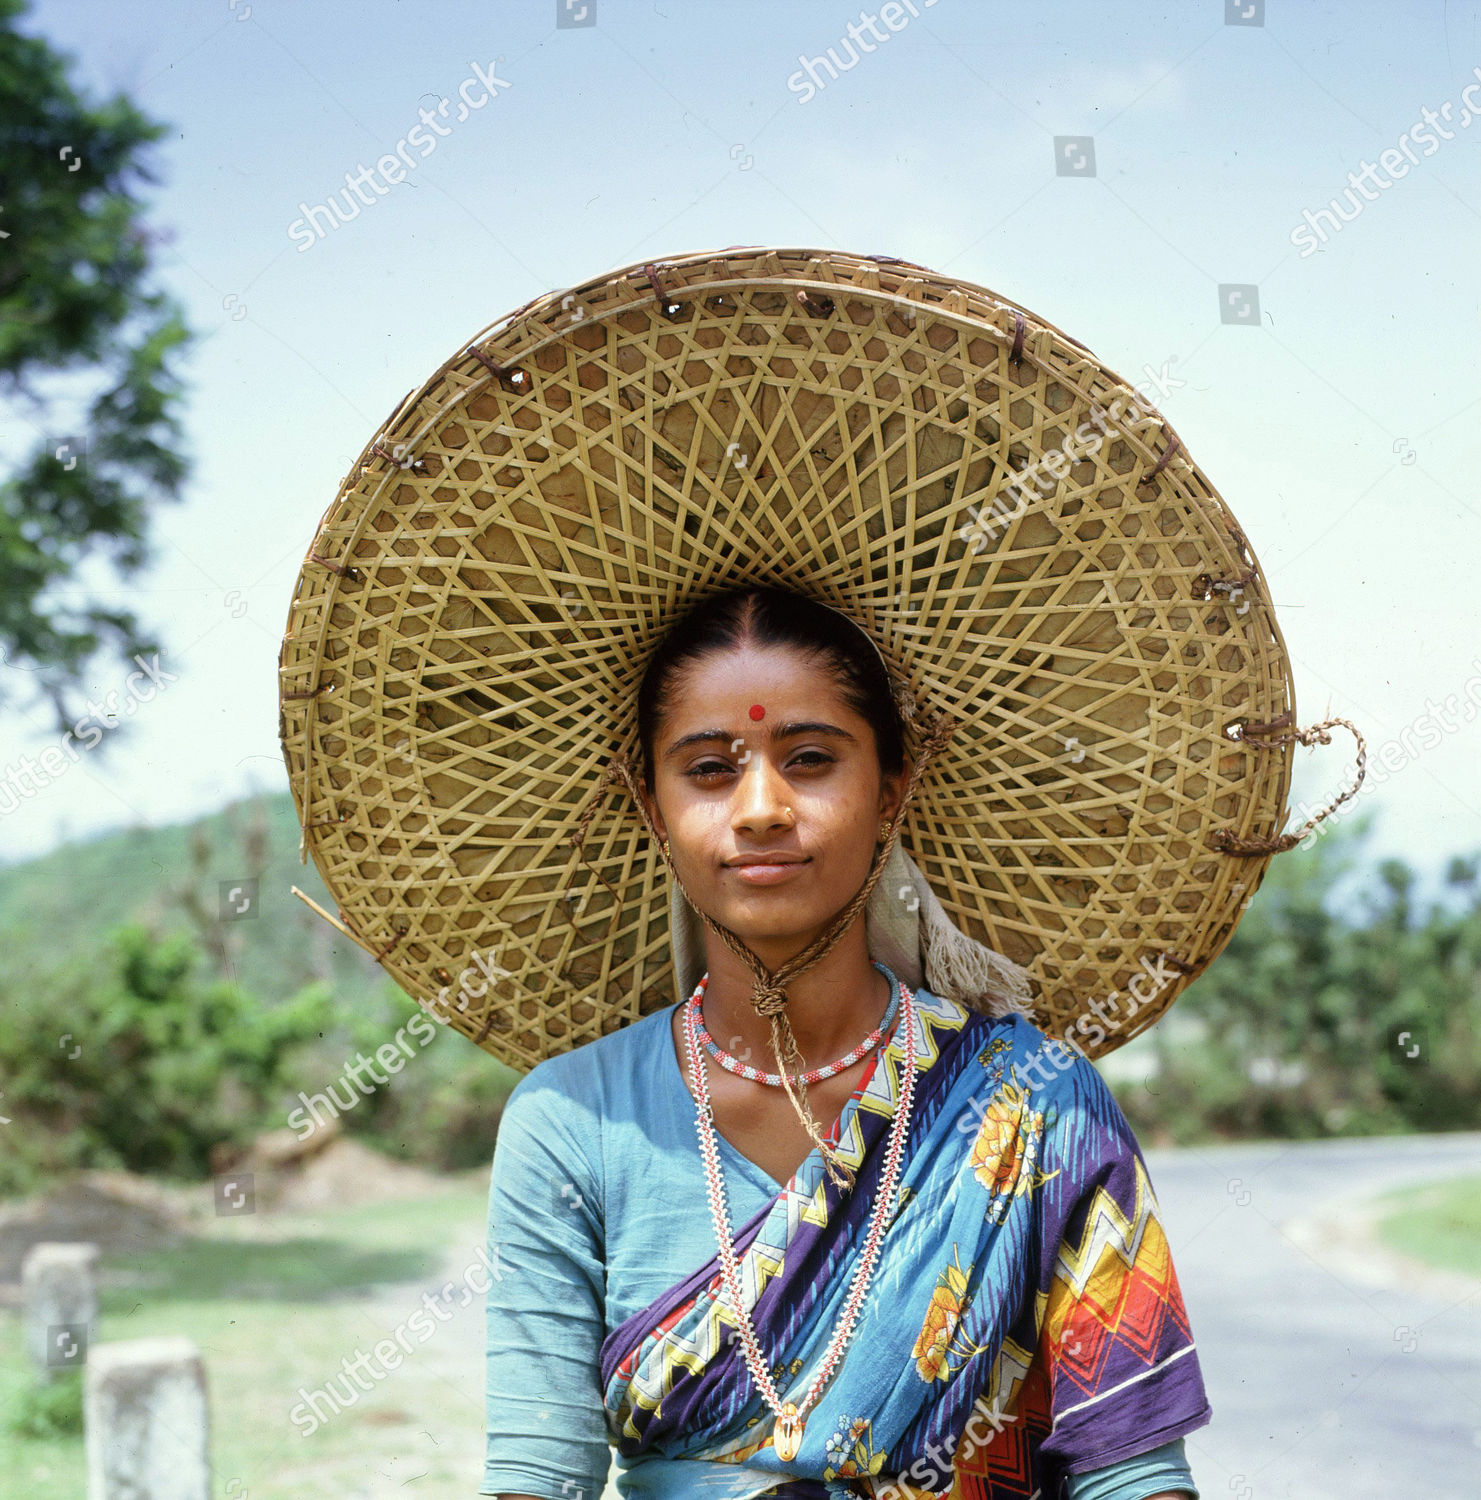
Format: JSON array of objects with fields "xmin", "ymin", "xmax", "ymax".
[{"xmin": 726, "ymin": 859, "xmax": 810, "ymax": 886}]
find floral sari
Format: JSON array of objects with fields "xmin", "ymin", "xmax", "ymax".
[{"xmin": 597, "ymin": 983, "xmax": 1212, "ymax": 1498}]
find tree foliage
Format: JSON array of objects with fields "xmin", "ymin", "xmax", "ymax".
[
  {"xmin": 0, "ymin": 913, "xmax": 516, "ymax": 1199},
  {"xmin": 1119, "ymin": 815, "xmax": 1481, "ymax": 1143},
  {"xmin": 0, "ymin": 924, "xmax": 346, "ymax": 1196},
  {"xmin": 0, "ymin": 0, "xmax": 191, "ymax": 733}
]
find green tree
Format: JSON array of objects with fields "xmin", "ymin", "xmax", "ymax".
[
  {"xmin": 0, "ymin": 910, "xmax": 516, "ymax": 1197},
  {"xmin": 0, "ymin": 924, "xmax": 346, "ymax": 1196},
  {"xmin": 1347, "ymin": 855, "xmax": 1481, "ymax": 1132},
  {"xmin": 1120, "ymin": 815, "xmax": 1481, "ymax": 1143},
  {"xmin": 0, "ymin": 0, "xmax": 191, "ymax": 735}
]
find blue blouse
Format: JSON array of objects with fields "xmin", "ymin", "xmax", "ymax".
[{"xmin": 483, "ymin": 1000, "xmax": 1199, "ymax": 1500}]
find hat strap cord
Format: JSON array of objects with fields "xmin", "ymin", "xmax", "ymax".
[
  {"xmin": 1209, "ymin": 716, "xmax": 1367, "ymax": 856},
  {"xmin": 586, "ymin": 697, "xmax": 957, "ymax": 1191}
]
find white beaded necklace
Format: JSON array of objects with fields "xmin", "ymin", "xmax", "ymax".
[{"xmin": 681, "ymin": 971, "xmax": 918, "ymax": 1463}]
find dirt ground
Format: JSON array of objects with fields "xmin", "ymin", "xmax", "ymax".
[{"xmin": 0, "ymin": 1132, "xmax": 456, "ymax": 1305}]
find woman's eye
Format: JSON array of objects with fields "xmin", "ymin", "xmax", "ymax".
[
  {"xmin": 683, "ymin": 750, "xmax": 834, "ymax": 781},
  {"xmin": 791, "ymin": 750, "xmax": 834, "ymax": 769}
]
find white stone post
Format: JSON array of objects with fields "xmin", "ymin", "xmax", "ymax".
[
  {"xmin": 84, "ymin": 1336, "xmax": 210, "ymax": 1500},
  {"xmin": 21, "ymin": 1240, "xmax": 99, "ymax": 1377}
]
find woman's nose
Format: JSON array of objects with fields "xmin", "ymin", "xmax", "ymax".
[{"xmin": 732, "ymin": 754, "xmax": 793, "ymax": 833}]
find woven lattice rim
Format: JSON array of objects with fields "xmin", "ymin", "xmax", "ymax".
[{"xmin": 278, "ymin": 245, "xmax": 1302, "ymax": 1069}]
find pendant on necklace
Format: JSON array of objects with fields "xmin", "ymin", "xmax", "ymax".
[{"xmin": 774, "ymin": 1399, "xmax": 804, "ymax": 1462}]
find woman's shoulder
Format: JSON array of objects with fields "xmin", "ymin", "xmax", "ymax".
[
  {"xmin": 504, "ymin": 1002, "xmax": 679, "ymax": 1118},
  {"xmin": 492, "ymin": 1005, "xmax": 680, "ymax": 1190}
]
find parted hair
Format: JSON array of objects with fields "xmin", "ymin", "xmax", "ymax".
[{"xmin": 636, "ymin": 586, "xmax": 906, "ymax": 794}]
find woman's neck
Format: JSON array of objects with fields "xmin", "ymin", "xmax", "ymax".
[{"xmin": 696, "ymin": 923, "xmax": 893, "ymax": 1067}]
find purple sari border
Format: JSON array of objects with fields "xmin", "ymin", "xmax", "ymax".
[
  {"xmin": 598, "ymin": 1190, "xmax": 773, "ymax": 1391},
  {"xmin": 597, "ymin": 996, "xmax": 994, "ymax": 1416}
]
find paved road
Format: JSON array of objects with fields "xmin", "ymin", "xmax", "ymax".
[
  {"xmin": 444, "ymin": 1133, "xmax": 1481, "ymax": 1498},
  {"xmin": 1144, "ymin": 1130, "xmax": 1481, "ymax": 1500}
]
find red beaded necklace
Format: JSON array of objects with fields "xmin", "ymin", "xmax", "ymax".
[{"xmin": 686, "ymin": 961, "xmax": 901, "ymax": 1087}]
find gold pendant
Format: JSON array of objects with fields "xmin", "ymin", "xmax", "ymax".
[{"xmin": 774, "ymin": 1400, "xmax": 804, "ymax": 1462}]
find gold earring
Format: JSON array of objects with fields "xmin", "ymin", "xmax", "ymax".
[
  {"xmin": 878, "ymin": 820, "xmax": 891, "ymax": 844},
  {"xmin": 661, "ymin": 837, "xmax": 671, "ymax": 858}
]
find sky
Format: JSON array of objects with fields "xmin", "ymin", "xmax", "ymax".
[{"xmin": 2, "ymin": 0, "xmax": 1480, "ymax": 880}]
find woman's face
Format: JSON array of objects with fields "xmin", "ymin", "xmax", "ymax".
[{"xmin": 641, "ymin": 643, "xmax": 906, "ymax": 956}]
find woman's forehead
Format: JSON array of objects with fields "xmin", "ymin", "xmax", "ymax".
[
  {"xmin": 664, "ymin": 644, "xmax": 851, "ymax": 704},
  {"xmin": 658, "ymin": 649, "xmax": 862, "ymax": 736}
]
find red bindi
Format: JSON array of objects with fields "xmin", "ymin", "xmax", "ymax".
[{"xmin": 748, "ymin": 704, "xmax": 765, "ymax": 721}]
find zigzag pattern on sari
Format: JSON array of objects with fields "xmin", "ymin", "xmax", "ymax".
[
  {"xmin": 599, "ymin": 987, "xmax": 981, "ymax": 1457},
  {"xmin": 599, "ymin": 983, "xmax": 1212, "ymax": 1498},
  {"xmin": 918, "ymin": 1152, "xmax": 1202, "ymax": 1499}
]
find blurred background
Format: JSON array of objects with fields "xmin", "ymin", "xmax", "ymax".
[{"xmin": 0, "ymin": 1, "xmax": 1477, "ymax": 1496}]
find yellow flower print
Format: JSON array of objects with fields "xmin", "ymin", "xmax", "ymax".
[
  {"xmin": 966, "ymin": 1080, "xmax": 1062, "ymax": 1218},
  {"xmin": 968, "ymin": 1081, "xmax": 1058, "ymax": 1218},
  {"xmin": 978, "ymin": 1037, "xmax": 1013, "ymax": 1067},
  {"xmin": 969, "ymin": 1082, "xmax": 1029, "ymax": 1191},
  {"xmin": 911, "ymin": 1246, "xmax": 985, "ymax": 1383}
]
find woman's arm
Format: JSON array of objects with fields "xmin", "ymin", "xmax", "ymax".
[
  {"xmin": 1061, "ymin": 1434, "xmax": 1199, "ymax": 1499},
  {"xmin": 1027, "ymin": 1051, "xmax": 1212, "ymax": 1498},
  {"xmin": 481, "ymin": 1071, "xmax": 611, "ymax": 1500}
]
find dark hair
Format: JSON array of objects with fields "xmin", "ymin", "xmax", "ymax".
[{"xmin": 636, "ymin": 586, "xmax": 906, "ymax": 793}]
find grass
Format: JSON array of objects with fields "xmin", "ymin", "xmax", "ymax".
[
  {"xmin": 1373, "ymin": 1171, "xmax": 1481, "ymax": 1278},
  {"xmin": 0, "ymin": 1171, "xmax": 492, "ymax": 1499}
]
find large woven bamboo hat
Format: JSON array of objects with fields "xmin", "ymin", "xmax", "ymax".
[{"xmin": 278, "ymin": 246, "xmax": 1362, "ymax": 1071}]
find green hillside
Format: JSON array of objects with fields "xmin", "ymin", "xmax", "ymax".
[
  {"xmin": 0, "ymin": 793, "xmax": 390, "ymax": 1008},
  {"xmin": 0, "ymin": 794, "xmax": 520, "ymax": 1197}
]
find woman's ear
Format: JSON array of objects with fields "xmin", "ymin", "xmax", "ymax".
[
  {"xmin": 639, "ymin": 783, "xmax": 668, "ymax": 843},
  {"xmin": 879, "ymin": 756, "xmax": 911, "ymax": 826}
]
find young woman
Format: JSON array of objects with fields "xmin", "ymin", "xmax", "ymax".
[{"xmin": 482, "ymin": 585, "xmax": 1210, "ymax": 1500}]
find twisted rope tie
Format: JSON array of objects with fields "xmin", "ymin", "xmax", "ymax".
[
  {"xmin": 749, "ymin": 982, "xmax": 789, "ymax": 1018},
  {"xmin": 570, "ymin": 684, "xmax": 958, "ymax": 1190},
  {"xmin": 1210, "ymin": 715, "xmax": 1367, "ymax": 857}
]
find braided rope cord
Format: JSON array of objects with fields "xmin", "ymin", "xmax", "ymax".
[
  {"xmin": 573, "ymin": 689, "xmax": 955, "ymax": 1189},
  {"xmin": 1211, "ymin": 716, "xmax": 1367, "ymax": 856}
]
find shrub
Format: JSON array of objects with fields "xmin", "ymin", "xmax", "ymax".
[
  {"xmin": 1117, "ymin": 818, "xmax": 1481, "ymax": 1143},
  {"xmin": 5, "ymin": 1369, "xmax": 83, "ymax": 1439},
  {"xmin": 0, "ymin": 924, "xmax": 349, "ymax": 1196}
]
